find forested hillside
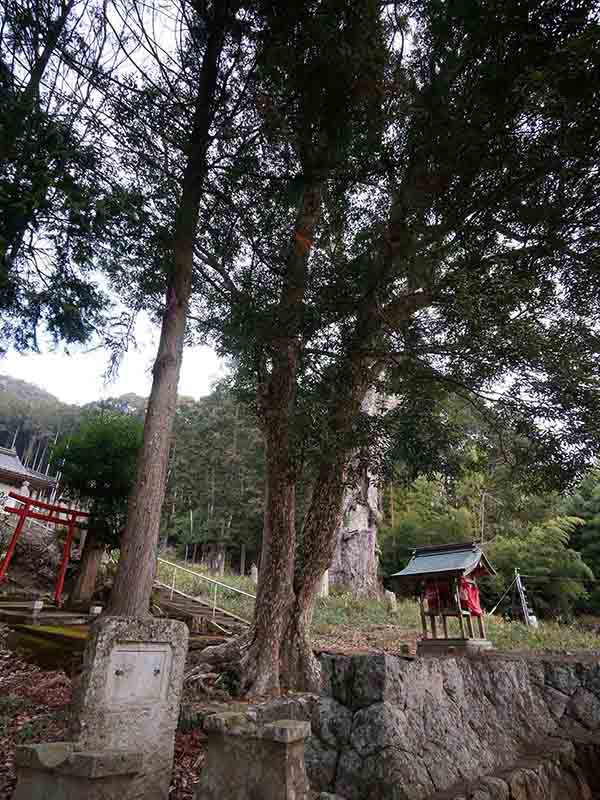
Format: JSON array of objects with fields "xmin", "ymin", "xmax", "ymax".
[
  {"xmin": 0, "ymin": 374, "xmax": 146, "ymax": 474},
  {"xmin": 0, "ymin": 374, "xmax": 266, "ymax": 567},
  {"xmin": 3, "ymin": 373, "xmax": 600, "ymax": 619},
  {"xmin": 162, "ymin": 388, "xmax": 265, "ymax": 572}
]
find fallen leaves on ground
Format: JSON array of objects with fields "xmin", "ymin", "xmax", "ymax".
[
  {"xmin": 170, "ymin": 729, "xmax": 207, "ymax": 798},
  {"xmin": 0, "ymin": 625, "xmax": 206, "ymax": 800},
  {"xmin": 0, "ymin": 627, "xmax": 71, "ymax": 799},
  {"xmin": 313, "ymin": 622, "xmax": 418, "ymax": 656}
]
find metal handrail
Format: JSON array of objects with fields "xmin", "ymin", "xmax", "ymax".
[
  {"xmin": 154, "ymin": 580, "xmax": 251, "ymax": 626},
  {"xmin": 156, "ymin": 557, "xmax": 256, "ymax": 599}
]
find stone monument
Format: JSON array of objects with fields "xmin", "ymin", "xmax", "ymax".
[
  {"xmin": 328, "ymin": 390, "xmax": 388, "ymax": 599},
  {"xmin": 13, "ymin": 616, "xmax": 188, "ymax": 800}
]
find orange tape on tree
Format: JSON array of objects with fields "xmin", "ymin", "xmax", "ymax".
[{"xmin": 295, "ymin": 232, "xmax": 313, "ymax": 251}]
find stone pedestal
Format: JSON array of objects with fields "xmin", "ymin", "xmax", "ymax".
[
  {"xmin": 417, "ymin": 637, "xmax": 493, "ymax": 657},
  {"xmin": 195, "ymin": 712, "xmax": 311, "ymax": 800},
  {"xmin": 13, "ymin": 616, "xmax": 188, "ymax": 800},
  {"xmin": 13, "ymin": 742, "xmax": 142, "ymax": 800}
]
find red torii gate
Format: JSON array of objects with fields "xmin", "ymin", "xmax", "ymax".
[{"xmin": 0, "ymin": 492, "xmax": 90, "ymax": 606}]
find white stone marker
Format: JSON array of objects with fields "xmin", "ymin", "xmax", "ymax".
[{"xmin": 318, "ymin": 570, "xmax": 329, "ymax": 598}]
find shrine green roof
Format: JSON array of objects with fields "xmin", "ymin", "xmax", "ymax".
[{"xmin": 391, "ymin": 542, "xmax": 496, "ymax": 580}]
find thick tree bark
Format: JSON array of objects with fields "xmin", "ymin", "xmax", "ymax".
[
  {"xmin": 279, "ymin": 458, "xmax": 349, "ymax": 691},
  {"xmin": 244, "ymin": 353, "xmax": 371, "ymax": 694},
  {"xmin": 68, "ymin": 529, "xmax": 104, "ymax": 608},
  {"xmin": 279, "ymin": 371, "xmax": 372, "ymax": 690},
  {"xmin": 197, "ymin": 220, "xmax": 433, "ymax": 696},
  {"xmin": 108, "ymin": 3, "xmax": 232, "ymax": 616},
  {"xmin": 240, "ymin": 182, "xmax": 322, "ymax": 696}
]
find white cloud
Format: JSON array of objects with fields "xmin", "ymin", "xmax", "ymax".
[{"xmin": 1, "ymin": 319, "xmax": 224, "ymax": 405}]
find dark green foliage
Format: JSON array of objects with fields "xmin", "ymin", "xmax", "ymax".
[
  {"xmin": 164, "ymin": 386, "xmax": 265, "ymax": 569},
  {"xmin": 485, "ymin": 516, "xmax": 592, "ymax": 619},
  {"xmin": 0, "ymin": 0, "xmax": 141, "ymax": 352},
  {"xmin": 191, "ymin": 0, "xmax": 600, "ymax": 488},
  {"xmin": 51, "ymin": 412, "xmax": 143, "ymax": 547},
  {"xmin": 564, "ymin": 468, "xmax": 600, "ymax": 612}
]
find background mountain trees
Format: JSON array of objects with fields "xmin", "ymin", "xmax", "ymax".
[{"xmin": 163, "ymin": 387, "xmax": 265, "ymax": 572}]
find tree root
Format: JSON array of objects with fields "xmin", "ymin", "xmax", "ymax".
[
  {"xmin": 184, "ymin": 632, "xmax": 250, "ymax": 697},
  {"xmin": 183, "ymin": 621, "xmax": 322, "ymax": 698}
]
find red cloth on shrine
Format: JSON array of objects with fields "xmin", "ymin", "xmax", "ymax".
[{"xmin": 459, "ymin": 577, "xmax": 483, "ymax": 616}]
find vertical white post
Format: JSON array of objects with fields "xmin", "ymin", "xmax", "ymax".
[
  {"xmin": 171, "ymin": 565, "xmax": 176, "ymax": 599},
  {"xmin": 213, "ymin": 582, "xmax": 218, "ymax": 618},
  {"xmin": 318, "ymin": 570, "xmax": 329, "ymax": 598}
]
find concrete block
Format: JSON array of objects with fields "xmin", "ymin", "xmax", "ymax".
[
  {"xmin": 13, "ymin": 742, "xmax": 142, "ymax": 800},
  {"xmin": 417, "ymin": 637, "xmax": 494, "ymax": 657},
  {"xmin": 196, "ymin": 715, "xmax": 311, "ymax": 800}
]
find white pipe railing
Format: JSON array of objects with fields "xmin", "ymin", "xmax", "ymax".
[
  {"xmin": 155, "ymin": 557, "xmax": 255, "ymax": 629},
  {"xmin": 154, "ymin": 580, "xmax": 251, "ymax": 626},
  {"xmin": 157, "ymin": 557, "xmax": 256, "ymax": 599}
]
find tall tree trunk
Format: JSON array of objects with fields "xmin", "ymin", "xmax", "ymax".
[
  {"xmin": 279, "ymin": 458, "xmax": 349, "ymax": 691},
  {"xmin": 68, "ymin": 529, "xmax": 104, "ymax": 609},
  {"xmin": 255, "ymin": 363, "xmax": 371, "ymax": 693},
  {"xmin": 240, "ymin": 182, "xmax": 322, "ymax": 696},
  {"xmin": 240, "ymin": 542, "xmax": 246, "ymax": 576},
  {"xmin": 241, "ymin": 399, "xmax": 297, "ymax": 695},
  {"xmin": 108, "ymin": 3, "xmax": 232, "ymax": 616}
]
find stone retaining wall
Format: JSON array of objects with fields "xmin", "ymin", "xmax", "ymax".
[{"xmin": 252, "ymin": 653, "xmax": 600, "ymax": 799}]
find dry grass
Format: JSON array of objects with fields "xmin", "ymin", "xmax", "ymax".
[{"xmin": 156, "ymin": 558, "xmax": 600, "ymax": 655}]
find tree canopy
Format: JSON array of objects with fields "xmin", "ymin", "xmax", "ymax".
[{"xmin": 51, "ymin": 411, "xmax": 143, "ymax": 546}]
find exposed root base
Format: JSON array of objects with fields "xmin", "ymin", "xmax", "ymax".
[{"xmin": 184, "ymin": 629, "xmax": 322, "ymax": 699}]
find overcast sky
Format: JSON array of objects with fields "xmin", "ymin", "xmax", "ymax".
[{"xmin": 1, "ymin": 317, "xmax": 224, "ymax": 405}]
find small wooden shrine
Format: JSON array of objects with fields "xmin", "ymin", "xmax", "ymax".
[{"xmin": 392, "ymin": 542, "xmax": 496, "ymax": 656}]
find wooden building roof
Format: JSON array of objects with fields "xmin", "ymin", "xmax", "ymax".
[
  {"xmin": 0, "ymin": 446, "xmax": 56, "ymax": 490},
  {"xmin": 391, "ymin": 542, "xmax": 496, "ymax": 580}
]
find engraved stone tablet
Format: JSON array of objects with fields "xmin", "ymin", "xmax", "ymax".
[
  {"xmin": 106, "ymin": 642, "xmax": 172, "ymax": 706},
  {"xmin": 72, "ymin": 617, "xmax": 188, "ymax": 800}
]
